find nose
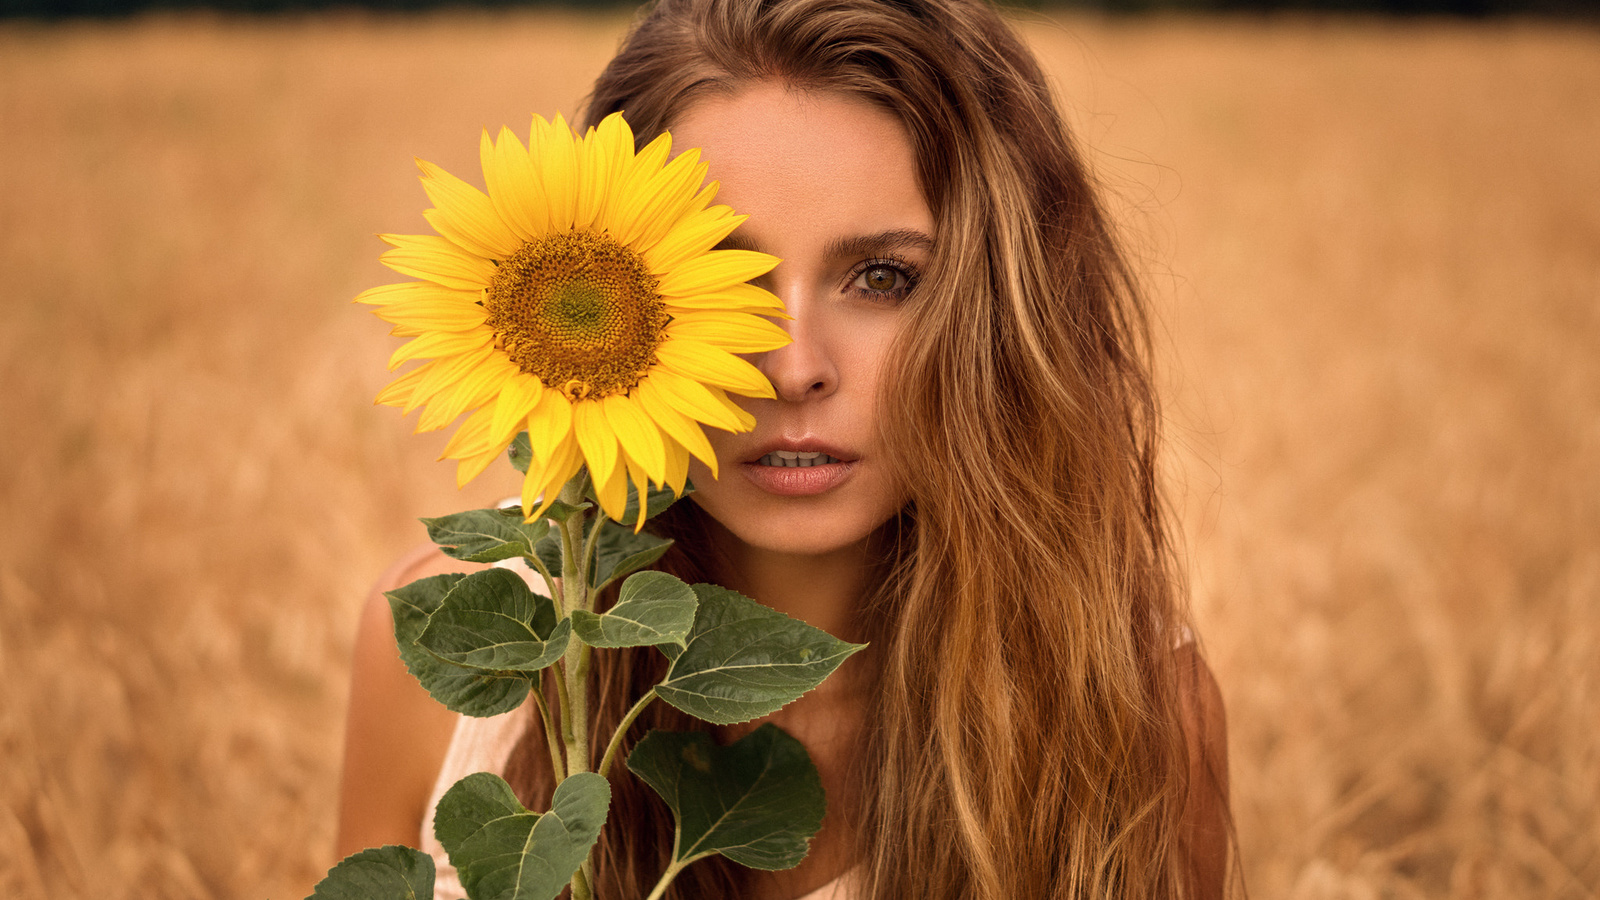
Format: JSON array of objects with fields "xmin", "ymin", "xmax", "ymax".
[{"xmin": 755, "ymin": 288, "xmax": 836, "ymax": 403}]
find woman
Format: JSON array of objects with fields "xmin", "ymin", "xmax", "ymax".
[{"xmin": 339, "ymin": 0, "xmax": 1232, "ymax": 898}]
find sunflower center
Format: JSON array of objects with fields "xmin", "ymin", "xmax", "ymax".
[{"xmin": 484, "ymin": 231, "xmax": 668, "ymax": 402}]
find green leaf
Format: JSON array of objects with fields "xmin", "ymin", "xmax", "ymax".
[
  {"xmin": 627, "ymin": 724, "xmax": 825, "ymax": 870},
  {"xmin": 533, "ymin": 531, "xmax": 563, "ymax": 578},
  {"xmin": 417, "ymin": 568, "xmax": 570, "ymax": 674},
  {"xmin": 421, "ymin": 507, "xmax": 551, "ymax": 563},
  {"xmin": 655, "ymin": 585, "xmax": 865, "ymax": 725},
  {"xmin": 507, "ymin": 431, "xmax": 533, "ymax": 474},
  {"xmin": 433, "ymin": 772, "xmax": 611, "ymax": 900},
  {"xmin": 386, "ymin": 574, "xmax": 530, "ymax": 718},
  {"xmin": 308, "ymin": 845, "xmax": 435, "ymax": 900},
  {"xmin": 589, "ymin": 521, "xmax": 673, "ymax": 588},
  {"xmin": 571, "ymin": 571, "xmax": 697, "ymax": 649},
  {"xmin": 620, "ymin": 476, "xmax": 694, "ymax": 525}
]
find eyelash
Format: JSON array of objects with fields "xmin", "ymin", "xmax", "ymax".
[{"xmin": 845, "ymin": 256, "xmax": 921, "ymax": 302}]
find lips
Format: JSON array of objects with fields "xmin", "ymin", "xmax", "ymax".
[{"xmin": 740, "ymin": 438, "xmax": 857, "ymax": 496}]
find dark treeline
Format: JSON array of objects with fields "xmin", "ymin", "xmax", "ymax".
[{"xmin": 3, "ymin": 0, "xmax": 1596, "ymax": 22}]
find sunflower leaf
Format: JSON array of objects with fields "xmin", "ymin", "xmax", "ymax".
[
  {"xmin": 417, "ymin": 568, "xmax": 569, "ymax": 674},
  {"xmin": 533, "ymin": 531, "xmax": 563, "ymax": 578},
  {"xmin": 507, "ymin": 431, "xmax": 534, "ymax": 474},
  {"xmin": 627, "ymin": 724, "xmax": 825, "ymax": 871},
  {"xmin": 421, "ymin": 507, "xmax": 551, "ymax": 563},
  {"xmin": 433, "ymin": 772, "xmax": 610, "ymax": 900},
  {"xmin": 572, "ymin": 571, "xmax": 698, "ymax": 649},
  {"xmin": 386, "ymin": 574, "xmax": 531, "ymax": 718},
  {"xmin": 589, "ymin": 522, "xmax": 673, "ymax": 589},
  {"xmin": 654, "ymin": 584, "xmax": 865, "ymax": 725},
  {"xmin": 307, "ymin": 845, "xmax": 435, "ymax": 900}
]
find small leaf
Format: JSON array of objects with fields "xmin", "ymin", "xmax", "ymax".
[
  {"xmin": 421, "ymin": 506, "xmax": 551, "ymax": 563},
  {"xmin": 655, "ymin": 585, "xmax": 865, "ymax": 725},
  {"xmin": 589, "ymin": 521, "xmax": 673, "ymax": 588},
  {"xmin": 433, "ymin": 772, "xmax": 611, "ymax": 900},
  {"xmin": 627, "ymin": 724, "xmax": 825, "ymax": 871},
  {"xmin": 572, "ymin": 571, "xmax": 697, "ymax": 649},
  {"xmin": 308, "ymin": 845, "xmax": 435, "ymax": 900},
  {"xmin": 507, "ymin": 431, "xmax": 533, "ymax": 474},
  {"xmin": 386, "ymin": 574, "xmax": 530, "ymax": 718},
  {"xmin": 418, "ymin": 568, "xmax": 569, "ymax": 674}
]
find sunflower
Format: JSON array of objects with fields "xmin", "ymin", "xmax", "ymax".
[{"xmin": 357, "ymin": 113, "xmax": 789, "ymax": 526}]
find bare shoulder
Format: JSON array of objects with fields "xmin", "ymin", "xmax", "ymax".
[
  {"xmin": 335, "ymin": 544, "xmax": 488, "ymax": 859},
  {"xmin": 1174, "ymin": 642, "xmax": 1231, "ymax": 899}
]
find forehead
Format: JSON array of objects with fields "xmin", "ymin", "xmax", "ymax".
[{"xmin": 667, "ymin": 83, "xmax": 931, "ymax": 244}]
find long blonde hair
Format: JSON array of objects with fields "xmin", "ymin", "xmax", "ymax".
[{"xmin": 506, "ymin": 1, "xmax": 1210, "ymax": 897}]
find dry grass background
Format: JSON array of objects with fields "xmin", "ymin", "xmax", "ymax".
[{"xmin": 0, "ymin": 8, "xmax": 1595, "ymax": 899}]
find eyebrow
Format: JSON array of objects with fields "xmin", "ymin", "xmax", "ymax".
[{"xmin": 714, "ymin": 228, "xmax": 936, "ymax": 258}]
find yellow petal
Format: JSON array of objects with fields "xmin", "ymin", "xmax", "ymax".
[
  {"xmin": 387, "ymin": 326, "xmax": 494, "ymax": 370},
  {"xmin": 635, "ymin": 378, "xmax": 719, "ymax": 476},
  {"xmin": 628, "ymin": 149, "xmax": 709, "ymax": 253},
  {"xmin": 575, "ymin": 112, "xmax": 632, "ymax": 231},
  {"xmin": 525, "ymin": 389, "xmax": 574, "ymax": 464},
  {"xmin": 662, "ymin": 281, "xmax": 788, "ymax": 316},
  {"xmin": 655, "ymin": 339, "xmax": 776, "ymax": 398},
  {"xmin": 536, "ymin": 113, "xmax": 580, "ymax": 231},
  {"xmin": 603, "ymin": 132, "xmax": 676, "ymax": 246},
  {"xmin": 355, "ymin": 281, "xmax": 479, "ymax": 307},
  {"xmin": 415, "ymin": 349, "xmax": 508, "ymax": 431},
  {"xmin": 655, "ymin": 249, "xmax": 781, "ymax": 298},
  {"xmin": 660, "ymin": 435, "xmax": 691, "ymax": 495},
  {"xmin": 705, "ymin": 385, "xmax": 757, "ymax": 430},
  {"xmin": 379, "ymin": 234, "xmax": 496, "ymax": 291},
  {"xmin": 375, "ymin": 363, "xmax": 432, "ymax": 409},
  {"xmin": 455, "ymin": 438, "xmax": 506, "ymax": 488},
  {"xmin": 641, "ymin": 202, "xmax": 742, "ymax": 274},
  {"xmin": 623, "ymin": 454, "xmax": 652, "ymax": 532},
  {"xmin": 594, "ymin": 456, "xmax": 630, "ymax": 525},
  {"xmin": 603, "ymin": 394, "xmax": 667, "ymax": 486},
  {"xmin": 416, "ymin": 158, "xmax": 522, "ymax": 260},
  {"xmin": 403, "ymin": 344, "xmax": 494, "ymax": 413},
  {"xmin": 491, "ymin": 374, "xmax": 547, "ymax": 450},
  {"xmin": 483, "ymin": 126, "xmax": 550, "ymax": 241},
  {"xmin": 573, "ymin": 400, "xmax": 620, "ymax": 488},
  {"xmin": 666, "ymin": 311, "xmax": 792, "ymax": 354},
  {"xmin": 522, "ymin": 433, "xmax": 582, "ymax": 521},
  {"xmin": 372, "ymin": 296, "xmax": 488, "ymax": 333},
  {"xmin": 640, "ymin": 369, "xmax": 751, "ymax": 434},
  {"xmin": 440, "ymin": 406, "xmax": 496, "ymax": 462}
]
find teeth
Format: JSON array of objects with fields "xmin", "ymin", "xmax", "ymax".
[{"xmin": 757, "ymin": 451, "xmax": 842, "ymax": 467}]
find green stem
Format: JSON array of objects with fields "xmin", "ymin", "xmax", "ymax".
[
  {"xmin": 532, "ymin": 670, "xmax": 565, "ymax": 781},
  {"xmin": 597, "ymin": 689, "xmax": 657, "ymax": 780},
  {"xmin": 644, "ymin": 860, "xmax": 688, "ymax": 900}
]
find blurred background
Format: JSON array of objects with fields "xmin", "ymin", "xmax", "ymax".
[{"xmin": 1, "ymin": 1, "xmax": 1596, "ymax": 898}]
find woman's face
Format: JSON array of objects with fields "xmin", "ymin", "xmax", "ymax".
[{"xmin": 669, "ymin": 84, "xmax": 934, "ymax": 558}]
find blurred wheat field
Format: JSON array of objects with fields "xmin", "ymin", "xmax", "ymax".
[{"xmin": 0, "ymin": 8, "xmax": 1596, "ymax": 899}]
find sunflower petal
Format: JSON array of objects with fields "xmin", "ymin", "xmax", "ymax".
[
  {"xmin": 660, "ymin": 435, "xmax": 691, "ymax": 495},
  {"xmin": 525, "ymin": 390, "xmax": 574, "ymax": 465},
  {"xmin": 355, "ymin": 281, "xmax": 480, "ymax": 307},
  {"xmin": 387, "ymin": 326, "xmax": 494, "ymax": 371},
  {"xmin": 655, "ymin": 249, "xmax": 781, "ymax": 298},
  {"xmin": 376, "ymin": 363, "xmax": 432, "ymax": 410},
  {"xmin": 640, "ymin": 369, "xmax": 751, "ymax": 434},
  {"xmin": 654, "ymin": 339, "xmax": 775, "ymax": 398},
  {"xmin": 603, "ymin": 394, "xmax": 667, "ymax": 486},
  {"xmin": 522, "ymin": 434, "xmax": 583, "ymax": 522},
  {"xmin": 603, "ymin": 132, "xmax": 675, "ymax": 246},
  {"xmin": 594, "ymin": 455, "xmax": 630, "ymax": 524},
  {"xmin": 379, "ymin": 234, "xmax": 497, "ymax": 291},
  {"xmin": 371, "ymin": 296, "xmax": 488, "ymax": 333},
  {"xmin": 623, "ymin": 454, "xmax": 652, "ymax": 532},
  {"xmin": 537, "ymin": 114, "xmax": 580, "ymax": 231},
  {"xmin": 576, "ymin": 112, "xmax": 633, "ymax": 231},
  {"xmin": 666, "ymin": 311, "xmax": 792, "ymax": 354},
  {"xmin": 636, "ymin": 378, "xmax": 719, "ymax": 477},
  {"xmin": 641, "ymin": 202, "xmax": 744, "ymax": 275},
  {"xmin": 661, "ymin": 280, "xmax": 788, "ymax": 316},
  {"xmin": 484, "ymin": 126, "xmax": 550, "ymax": 241},
  {"xmin": 573, "ymin": 400, "xmax": 620, "ymax": 488},
  {"xmin": 416, "ymin": 158, "xmax": 521, "ymax": 260},
  {"xmin": 491, "ymin": 374, "xmax": 546, "ymax": 449}
]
